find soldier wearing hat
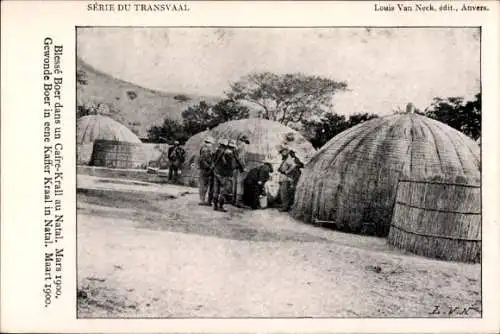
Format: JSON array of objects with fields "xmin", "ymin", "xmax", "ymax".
[
  {"xmin": 232, "ymin": 134, "xmax": 250, "ymax": 207},
  {"xmin": 198, "ymin": 136, "xmax": 215, "ymax": 206},
  {"xmin": 167, "ymin": 140, "xmax": 185, "ymax": 182},
  {"xmin": 211, "ymin": 137, "xmax": 244, "ymax": 212},
  {"xmin": 277, "ymin": 144, "xmax": 304, "ymax": 212}
]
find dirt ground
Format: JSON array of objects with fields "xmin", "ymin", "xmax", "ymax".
[{"xmin": 76, "ymin": 177, "xmax": 481, "ymax": 318}]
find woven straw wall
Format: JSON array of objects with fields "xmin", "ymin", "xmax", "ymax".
[
  {"xmin": 291, "ymin": 113, "xmax": 480, "ymax": 237},
  {"xmin": 90, "ymin": 139, "xmax": 151, "ymax": 169},
  {"xmin": 387, "ymin": 180, "xmax": 481, "ymax": 262}
]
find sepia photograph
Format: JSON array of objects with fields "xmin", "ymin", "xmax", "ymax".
[{"xmin": 75, "ymin": 27, "xmax": 481, "ymax": 318}]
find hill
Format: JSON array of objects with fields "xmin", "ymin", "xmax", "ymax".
[{"xmin": 76, "ymin": 58, "xmax": 220, "ymax": 138}]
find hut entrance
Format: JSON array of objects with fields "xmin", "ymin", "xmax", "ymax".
[{"xmin": 387, "ymin": 179, "xmax": 481, "ymax": 263}]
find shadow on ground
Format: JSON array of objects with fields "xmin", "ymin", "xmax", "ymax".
[{"xmin": 77, "ymin": 191, "xmax": 332, "ymax": 243}]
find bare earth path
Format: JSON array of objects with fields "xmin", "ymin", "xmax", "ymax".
[{"xmin": 77, "ymin": 176, "xmax": 481, "ymax": 318}]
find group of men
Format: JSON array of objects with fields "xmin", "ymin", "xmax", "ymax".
[
  {"xmin": 197, "ymin": 134, "xmax": 304, "ymax": 213},
  {"xmin": 198, "ymin": 135, "xmax": 249, "ymax": 211}
]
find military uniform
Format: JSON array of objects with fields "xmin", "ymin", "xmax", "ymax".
[
  {"xmin": 168, "ymin": 141, "xmax": 185, "ymax": 182},
  {"xmin": 198, "ymin": 137, "xmax": 215, "ymax": 205},
  {"xmin": 232, "ymin": 135, "xmax": 250, "ymax": 207},
  {"xmin": 212, "ymin": 139, "xmax": 243, "ymax": 211},
  {"xmin": 278, "ymin": 146, "xmax": 304, "ymax": 212}
]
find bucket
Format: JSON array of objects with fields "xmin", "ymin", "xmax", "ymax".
[{"xmin": 259, "ymin": 195, "xmax": 268, "ymax": 209}]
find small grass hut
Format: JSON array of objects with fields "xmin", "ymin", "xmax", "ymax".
[
  {"xmin": 181, "ymin": 119, "xmax": 316, "ymax": 187},
  {"xmin": 291, "ymin": 112, "xmax": 480, "ymax": 238},
  {"xmin": 76, "ymin": 115, "xmax": 141, "ymax": 165}
]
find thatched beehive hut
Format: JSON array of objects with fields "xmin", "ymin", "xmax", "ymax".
[
  {"xmin": 76, "ymin": 115, "xmax": 141, "ymax": 165},
  {"xmin": 180, "ymin": 119, "xmax": 316, "ymax": 187},
  {"xmin": 181, "ymin": 119, "xmax": 316, "ymax": 187},
  {"xmin": 209, "ymin": 118, "xmax": 316, "ymax": 169},
  {"xmin": 291, "ymin": 113, "xmax": 480, "ymax": 238}
]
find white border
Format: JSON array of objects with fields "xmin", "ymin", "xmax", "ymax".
[{"xmin": 1, "ymin": 1, "xmax": 499, "ymax": 333}]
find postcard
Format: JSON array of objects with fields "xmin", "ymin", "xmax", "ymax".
[{"xmin": 1, "ymin": 1, "xmax": 499, "ymax": 333}]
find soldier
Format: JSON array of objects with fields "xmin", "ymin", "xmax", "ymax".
[
  {"xmin": 232, "ymin": 134, "xmax": 250, "ymax": 207},
  {"xmin": 212, "ymin": 138, "xmax": 243, "ymax": 212},
  {"xmin": 242, "ymin": 162, "xmax": 274, "ymax": 209},
  {"xmin": 167, "ymin": 140, "xmax": 185, "ymax": 182},
  {"xmin": 277, "ymin": 144, "xmax": 304, "ymax": 212},
  {"xmin": 198, "ymin": 136, "xmax": 215, "ymax": 206}
]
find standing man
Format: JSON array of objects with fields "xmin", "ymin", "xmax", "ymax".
[
  {"xmin": 212, "ymin": 138, "xmax": 243, "ymax": 212},
  {"xmin": 198, "ymin": 136, "xmax": 215, "ymax": 206},
  {"xmin": 277, "ymin": 144, "xmax": 304, "ymax": 212},
  {"xmin": 232, "ymin": 134, "xmax": 250, "ymax": 207},
  {"xmin": 167, "ymin": 140, "xmax": 185, "ymax": 183}
]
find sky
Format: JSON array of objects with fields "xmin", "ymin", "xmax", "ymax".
[{"xmin": 77, "ymin": 27, "xmax": 480, "ymax": 116}]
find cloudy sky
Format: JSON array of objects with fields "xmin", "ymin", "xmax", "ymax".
[{"xmin": 77, "ymin": 27, "xmax": 480, "ymax": 116}]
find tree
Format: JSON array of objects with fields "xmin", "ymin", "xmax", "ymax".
[
  {"xmin": 148, "ymin": 99, "xmax": 250, "ymax": 143},
  {"xmin": 346, "ymin": 112, "xmax": 379, "ymax": 128},
  {"xmin": 77, "ymin": 101, "xmax": 98, "ymax": 119},
  {"xmin": 227, "ymin": 72, "xmax": 348, "ymax": 126},
  {"xmin": 173, "ymin": 94, "xmax": 191, "ymax": 102},
  {"xmin": 76, "ymin": 70, "xmax": 88, "ymax": 85},
  {"xmin": 424, "ymin": 93, "xmax": 481, "ymax": 140},
  {"xmin": 181, "ymin": 99, "xmax": 250, "ymax": 136},
  {"xmin": 126, "ymin": 90, "xmax": 138, "ymax": 100},
  {"xmin": 303, "ymin": 112, "xmax": 378, "ymax": 149},
  {"xmin": 147, "ymin": 119, "xmax": 189, "ymax": 144},
  {"xmin": 210, "ymin": 99, "xmax": 250, "ymax": 125},
  {"xmin": 303, "ymin": 113, "xmax": 347, "ymax": 148},
  {"xmin": 181, "ymin": 100, "xmax": 216, "ymax": 136},
  {"xmin": 76, "ymin": 100, "xmax": 121, "ymax": 119}
]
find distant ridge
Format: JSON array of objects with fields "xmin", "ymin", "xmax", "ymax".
[{"xmin": 76, "ymin": 57, "xmax": 220, "ymax": 138}]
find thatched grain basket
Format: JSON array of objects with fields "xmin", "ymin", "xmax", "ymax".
[
  {"xmin": 181, "ymin": 119, "xmax": 316, "ymax": 187},
  {"xmin": 291, "ymin": 113, "xmax": 480, "ymax": 237},
  {"xmin": 90, "ymin": 139, "xmax": 148, "ymax": 169},
  {"xmin": 76, "ymin": 115, "xmax": 141, "ymax": 165},
  {"xmin": 387, "ymin": 180, "xmax": 481, "ymax": 263}
]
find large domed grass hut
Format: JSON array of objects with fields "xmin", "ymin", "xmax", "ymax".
[
  {"xmin": 77, "ymin": 115, "xmax": 141, "ymax": 145},
  {"xmin": 76, "ymin": 115, "xmax": 142, "ymax": 166},
  {"xmin": 181, "ymin": 119, "xmax": 316, "ymax": 186},
  {"xmin": 291, "ymin": 112, "xmax": 480, "ymax": 241}
]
